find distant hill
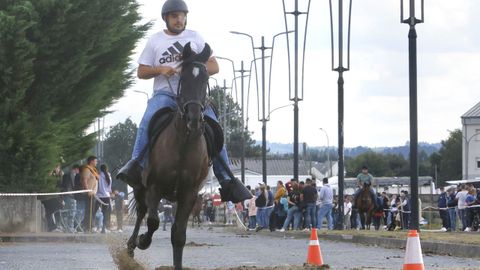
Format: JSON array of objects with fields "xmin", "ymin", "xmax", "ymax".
[{"xmin": 259, "ymin": 141, "xmax": 441, "ymax": 158}]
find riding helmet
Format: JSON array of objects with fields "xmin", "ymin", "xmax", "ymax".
[{"xmin": 162, "ymin": 0, "xmax": 189, "ymax": 20}]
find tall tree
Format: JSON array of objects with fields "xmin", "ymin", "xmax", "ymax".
[
  {"xmin": 437, "ymin": 129, "xmax": 462, "ymax": 185},
  {"xmin": 0, "ymin": 0, "xmax": 148, "ymax": 192},
  {"xmin": 209, "ymin": 86, "xmax": 261, "ymax": 158}
]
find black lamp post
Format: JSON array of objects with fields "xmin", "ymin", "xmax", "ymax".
[
  {"xmin": 401, "ymin": 0, "xmax": 424, "ymax": 231},
  {"xmin": 329, "ymin": 0, "xmax": 352, "ymax": 230},
  {"xmin": 230, "ymin": 31, "xmax": 291, "ymax": 184},
  {"xmin": 282, "ymin": 0, "xmax": 311, "ymax": 181}
]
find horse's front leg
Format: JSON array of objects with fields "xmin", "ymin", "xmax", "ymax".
[
  {"xmin": 366, "ymin": 212, "xmax": 372, "ymax": 230},
  {"xmin": 359, "ymin": 212, "xmax": 366, "ymax": 230},
  {"xmin": 137, "ymin": 187, "xmax": 162, "ymax": 250},
  {"xmin": 172, "ymin": 193, "xmax": 196, "ymax": 270},
  {"xmin": 127, "ymin": 188, "xmax": 147, "ymax": 257}
]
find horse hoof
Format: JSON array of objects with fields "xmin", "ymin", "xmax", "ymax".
[
  {"xmin": 137, "ymin": 234, "xmax": 152, "ymax": 250},
  {"xmin": 126, "ymin": 248, "xmax": 134, "ymax": 258}
]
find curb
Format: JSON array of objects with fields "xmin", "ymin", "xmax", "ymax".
[{"xmin": 0, "ymin": 233, "xmax": 107, "ymax": 244}]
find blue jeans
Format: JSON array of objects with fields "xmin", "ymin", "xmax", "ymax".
[
  {"xmin": 248, "ymin": 216, "xmax": 257, "ymax": 229},
  {"xmin": 448, "ymin": 208, "xmax": 457, "ymax": 231},
  {"xmin": 304, "ymin": 203, "xmax": 317, "ymax": 229},
  {"xmin": 317, "ymin": 203, "xmax": 333, "ymax": 230},
  {"xmin": 63, "ymin": 196, "xmax": 76, "ymax": 232},
  {"xmin": 282, "ymin": 206, "xmax": 302, "ymax": 230},
  {"xmin": 257, "ymin": 207, "xmax": 273, "ymax": 228},
  {"xmin": 76, "ymin": 199, "xmax": 86, "ymax": 229},
  {"xmin": 132, "ymin": 90, "xmax": 231, "ymax": 182},
  {"xmin": 458, "ymin": 208, "xmax": 467, "ymax": 231}
]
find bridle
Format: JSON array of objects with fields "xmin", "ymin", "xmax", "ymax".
[{"xmin": 171, "ymin": 61, "xmax": 208, "ymax": 115}]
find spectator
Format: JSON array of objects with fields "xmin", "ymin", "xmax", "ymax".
[
  {"xmin": 204, "ymin": 194, "xmax": 214, "ymax": 224},
  {"xmin": 344, "ymin": 195, "xmax": 352, "ymax": 230},
  {"xmin": 301, "ymin": 178, "xmax": 318, "ymax": 230},
  {"xmin": 271, "ymin": 181, "xmax": 287, "ymax": 230},
  {"xmin": 381, "ymin": 192, "xmax": 390, "ymax": 228},
  {"xmin": 61, "ymin": 165, "xmax": 80, "ymax": 233},
  {"xmin": 161, "ymin": 199, "xmax": 174, "ymax": 231},
  {"xmin": 437, "ymin": 186, "xmax": 449, "ymax": 232},
  {"xmin": 464, "ymin": 185, "xmax": 477, "ymax": 232},
  {"xmin": 255, "ymin": 183, "xmax": 271, "ymax": 231},
  {"xmin": 113, "ymin": 190, "xmax": 125, "ymax": 232},
  {"xmin": 247, "ymin": 190, "xmax": 257, "ymax": 230},
  {"xmin": 41, "ymin": 196, "xmax": 64, "ymax": 232},
  {"xmin": 455, "ymin": 184, "xmax": 468, "ymax": 231},
  {"xmin": 446, "ymin": 187, "xmax": 458, "ymax": 231},
  {"xmin": 225, "ymin": 201, "xmax": 235, "ymax": 225},
  {"xmin": 278, "ymin": 181, "xmax": 302, "ymax": 232},
  {"xmin": 317, "ymin": 178, "xmax": 333, "ymax": 230},
  {"xmin": 92, "ymin": 164, "xmax": 112, "ymax": 233},
  {"xmin": 400, "ymin": 190, "xmax": 410, "ymax": 230},
  {"xmin": 81, "ymin": 156, "xmax": 99, "ymax": 233}
]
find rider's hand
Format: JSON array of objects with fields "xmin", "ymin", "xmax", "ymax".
[{"xmin": 158, "ymin": 66, "xmax": 178, "ymax": 77}]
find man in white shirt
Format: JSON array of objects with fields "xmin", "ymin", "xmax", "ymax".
[
  {"xmin": 455, "ymin": 184, "xmax": 468, "ymax": 231},
  {"xmin": 117, "ymin": 0, "xmax": 251, "ymax": 203}
]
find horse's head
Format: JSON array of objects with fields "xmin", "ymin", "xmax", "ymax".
[{"xmin": 178, "ymin": 42, "xmax": 211, "ymax": 133}]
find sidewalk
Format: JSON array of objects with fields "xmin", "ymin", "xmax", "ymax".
[
  {"xmin": 0, "ymin": 231, "xmax": 108, "ymax": 244},
  {"xmin": 232, "ymin": 228, "xmax": 480, "ymax": 259}
]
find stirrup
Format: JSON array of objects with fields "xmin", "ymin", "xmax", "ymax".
[
  {"xmin": 219, "ymin": 178, "xmax": 252, "ymax": 203},
  {"xmin": 116, "ymin": 160, "xmax": 144, "ymax": 190}
]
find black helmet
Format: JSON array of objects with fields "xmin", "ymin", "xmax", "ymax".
[{"xmin": 162, "ymin": 0, "xmax": 188, "ymax": 19}]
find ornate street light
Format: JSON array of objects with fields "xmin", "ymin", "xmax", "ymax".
[
  {"xmin": 319, "ymin": 128, "xmax": 332, "ymax": 178},
  {"xmin": 230, "ymin": 31, "xmax": 291, "ymax": 184},
  {"xmin": 401, "ymin": 0, "xmax": 424, "ymax": 231},
  {"xmin": 329, "ymin": 0, "xmax": 352, "ymax": 230}
]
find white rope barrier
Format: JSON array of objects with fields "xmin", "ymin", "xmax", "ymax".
[{"xmin": 0, "ymin": 189, "xmax": 93, "ymax": 197}]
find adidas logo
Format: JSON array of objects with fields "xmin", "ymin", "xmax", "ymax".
[{"xmin": 159, "ymin": 41, "xmax": 184, "ymax": 64}]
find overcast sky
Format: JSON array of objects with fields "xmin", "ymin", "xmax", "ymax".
[{"xmin": 102, "ymin": 0, "xmax": 480, "ymax": 148}]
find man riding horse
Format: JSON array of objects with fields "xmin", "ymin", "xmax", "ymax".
[
  {"xmin": 116, "ymin": 0, "xmax": 251, "ymax": 203},
  {"xmin": 352, "ymin": 166, "xmax": 378, "ymax": 209}
]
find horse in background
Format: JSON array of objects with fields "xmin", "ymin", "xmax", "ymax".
[
  {"xmin": 126, "ymin": 43, "xmax": 212, "ymax": 270},
  {"xmin": 191, "ymin": 193, "xmax": 203, "ymax": 227},
  {"xmin": 355, "ymin": 182, "xmax": 375, "ymax": 230}
]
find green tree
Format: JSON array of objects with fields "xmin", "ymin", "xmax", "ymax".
[
  {"xmin": 209, "ymin": 86, "xmax": 261, "ymax": 158},
  {"xmin": 0, "ymin": 0, "xmax": 148, "ymax": 192},
  {"xmin": 102, "ymin": 118, "xmax": 137, "ymax": 194},
  {"xmin": 437, "ymin": 129, "xmax": 462, "ymax": 185}
]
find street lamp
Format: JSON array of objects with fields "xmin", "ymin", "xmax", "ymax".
[
  {"xmin": 401, "ymin": 0, "xmax": 424, "ymax": 231},
  {"xmin": 328, "ymin": 0, "xmax": 353, "ymax": 230},
  {"xmin": 319, "ymin": 128, "xmax": 332, "ymax": 177},
  {"xmin": 282, "ymin": 0, "xmax": 312, "ymax": 182},
  {"xmin": 230, "ymin": 31, "xmax": 291, "ymax": 184},
  {"xmin": 266, "ymin": 103, "xmax": 293, "ymax": 121},
  {"xmin": 452, "ymin": 129, "xmax": 480, "ymax": 180}
]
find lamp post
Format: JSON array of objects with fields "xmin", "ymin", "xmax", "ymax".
[
  {"xmin": 230, "ymin": 31, "xmax": 291, "ymax": 184},
  {"xmin": 456, "ymin": 130, "xmax": 480, "ymax": 180},
  {"xmin": 401, "ymin": 0, "xmax": 424, "ymax": 231},
  {"xmin": 319, "ymin": 128, "xmax": 332, "ymax": 177},
  {"xmin": 329, "ymin": 0, "xmax": 353, "ymax": 230},
  {"xmin": 282, "ymin": 0, "xmax": 311, "ymax": 182}
]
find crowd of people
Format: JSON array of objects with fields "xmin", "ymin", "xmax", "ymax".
[
  {"xmin": 437, "ymin": 183, "xmax": 480, "ymax": 232},
  {"xmin": 42, "ymin": 156, "xmax": 126, "ymax": 233}
]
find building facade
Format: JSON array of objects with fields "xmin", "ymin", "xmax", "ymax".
[{"xmin": 461, "ymin": 101, "xmax": 480, "ymax": 180}]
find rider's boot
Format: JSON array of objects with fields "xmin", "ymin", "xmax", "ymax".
[
  {"xmin": 116, "ymin": 160, "xmax": 144, "ymax": 190},
  {"xmin": 219, "ymin": 178, "xmax": 252, "ymax": 203}
]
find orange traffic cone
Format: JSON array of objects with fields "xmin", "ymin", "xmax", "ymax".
[
  {"xmin": 306, "ymin": 228, "xmax": 324, "ymax": 266},
  {"xmin": 403, "ymin": 230, "xmax": 424, "ymax": 270}
]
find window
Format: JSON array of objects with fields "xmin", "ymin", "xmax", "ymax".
[
  {"xmin": 477, "ymin": 158, "xmax": 480, "ymax": 169},
  {"xmin": 476, "ymin": 129, "xmax": 480, "ymax": 141}
]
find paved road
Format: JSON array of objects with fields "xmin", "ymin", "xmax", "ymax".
[{"xmin": 0, "ymin": 226, "xmax": 478, "ymax": 269}]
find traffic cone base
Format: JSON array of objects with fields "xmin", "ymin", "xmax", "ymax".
[
  {"xmin": 306, "ymin": 228, "xmax": 324, "ymax": 266},
  {"xmin": 403, "ymin": 230, "xmax": 424, "ymax": 270}
]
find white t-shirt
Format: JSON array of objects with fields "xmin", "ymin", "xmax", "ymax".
[
  {"xmin": 455, "ymin": 190, "xmax": 468, "ymax": 209},
  {"xmin": 138, "ymin": 29, "xmax": 207, "ymax": 95},
  {"xmin": 344, "ymin": 202, "xmax": 352, "ymax": 215}
]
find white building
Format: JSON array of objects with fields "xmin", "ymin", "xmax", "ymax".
[{"xmin": 461, "ymin": 101, "xmax": 480, "ymax": 180}]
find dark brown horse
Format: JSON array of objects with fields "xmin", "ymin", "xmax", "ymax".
[
  {"xmin": 355, "ymin": 183, "xmax": 374, "ymax": 230},
  {"xmin": 126, "ymin": 42, "xmax": 211, "ymax": 270}
]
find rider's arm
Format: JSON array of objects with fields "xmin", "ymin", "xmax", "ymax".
[
  {"xmin": 207, "ymin": 56, "xmax": 219, "ymax": 76},
  {"xmin": 137, "ymin": 64, "xmax": 177, "ymax": 80}
]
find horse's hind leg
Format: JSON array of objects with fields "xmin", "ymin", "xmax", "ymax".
[
  {"xmin": 127, "ymin": 188, "xmax": 147, "ymax": 257},
  {"xmin": 172, "ymin": 193, "xmax": 196, "ymax": 270},
  {"xmin": 137, "ymin": 187, "xmax": 161, "ymax": 250}
]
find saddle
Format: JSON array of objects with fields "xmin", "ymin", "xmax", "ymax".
[{"xmin": 147, "ymin": 107, "xmax": 224, "ymax": 161}]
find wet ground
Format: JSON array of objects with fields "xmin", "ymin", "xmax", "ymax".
[{"xmin": 1, "ymin": 226, "xmax": 479, "ymax": 269}]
